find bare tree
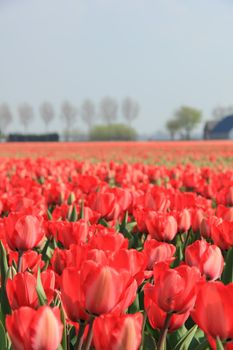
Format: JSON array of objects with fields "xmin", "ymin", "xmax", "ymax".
[
  {"xmin": 60, "ymin": 100, "xmax": 78, "ymax": 141},
  {"xmin": 81, "ymin": 99, "xmax": 96, "ymax": 131},
  {"xmin": 99, "ymin": 97, "xmax": 118, "ymax": 124},
  {"xmin": 0, "ymin": 103, "xmax": 13, "ymax": 134},
  {"xmin": 39, "ymin": 102, "xmax": 55, "ymax": 131},
  {"xmin": 122, "ymin": 97, "xmax": 140, "ymax": 126},
  {"xmin": 212, "ymin": 106, "xmax": 233, "ymax": 121},
  {"xmin": 18, "ymin": 103, "xmax": 34, "ymax": 132}
]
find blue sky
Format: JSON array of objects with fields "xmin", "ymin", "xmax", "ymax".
[{"xmin": 0, "ymin": 0, "xmax": 233, "ymax": 134}]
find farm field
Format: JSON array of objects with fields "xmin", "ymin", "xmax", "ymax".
[
  {"xmin": 0, "ymin": 140, "xmax": 233, "ymax": 164},
  {"xmin": 0, "ymin": 141, "xmax": 233, "ymax": 349}
]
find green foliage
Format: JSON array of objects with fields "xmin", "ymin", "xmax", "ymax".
[
  {"xmin": 175, "ymin": 106, "xmax": 202, "ymax": 139},
  {"xmin": 166, "ymin": 119, "xmax": 181, "ymax": 139},
  {"xmin": 166, "ymin": 105, "xmax": 202, "ymax": 139},
  {"xmin": 89, "ymin": 123, "xmax": 137, "ymax": 141},
  {"xmin": 222, "ymin": 247, "xmax": 233, "ymax": 284}
]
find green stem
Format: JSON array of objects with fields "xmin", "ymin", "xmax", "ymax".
[
  {"xmin": 84, "ymin": 316, "xmax": 95, "ymax": 350},
  {"xmin": 183, "ymin": 230, "xmax": 190, "ymax": 253},
  {"xmin": 17, "ymin": 251, "xmax": 23, "ymax": 273},
  {"xmin": 75, "ymin": 322, "xmax": 86, "ymax": 350},
  {"xmin": 157, "ymin": 313, "xmax": 172, "ymax": 350},
  {"xmin": 140, "ymin": 311, "xmax": 147, "ymax": 350}
]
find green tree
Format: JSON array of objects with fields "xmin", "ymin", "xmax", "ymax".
[
  {"xmin": 175, "ymin": 106, "xmax": 202, "ymax": 139},
  {"xmin": 89, "ymin": 123, "xmax": 137, "ymax": 141},
  {"xmin": 166, "ymin": 118, "xmax": 181, "ymax": 140}
]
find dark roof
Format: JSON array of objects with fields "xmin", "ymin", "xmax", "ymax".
[
  {"xmin": 204, "ymin": 120, "xmax": 218, "ymax": 132},
  {"xmin": 212, "ymin": 115, "xmax": 233, "ymax": 133}
]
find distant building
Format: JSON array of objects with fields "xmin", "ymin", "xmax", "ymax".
[{"xmin": 204, "ymin": 115, "xmax": 233, "ymax": 139}]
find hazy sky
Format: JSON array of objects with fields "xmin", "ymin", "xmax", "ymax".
[{"xmin": 1, "ymin": 0, "xmax": 233, "ymax": 134}]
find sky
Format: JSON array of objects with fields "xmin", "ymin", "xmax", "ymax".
[{"xmin": 1, "ymin": 0, "xmax": 233, "ymax": 135}]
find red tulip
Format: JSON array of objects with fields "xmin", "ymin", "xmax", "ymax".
[
  {"xmin": 133, "ymin": 206, "xmax": 148, "ymax": 233},
  {"xmin": 144, "ymin": 283, "xmax": 189, "ymax": 331},
  {"xmin": 81, "ymin": 260, "xmax": 137, "ymax": 315},
  {"xmin": 192, "ymin": 282, "xmax": 233, "ymax": 342},
  {"xmin": 88, "ymin": 231, "xmax": 128, "ymax": 253},
  {"xmin": 145, "ymin": 211, "xmax": 177, "ymax": 241},
  {"xmin": 144, "ymin": 187, "xmax": 170, "ymax": 211},
  {"xmin": 154, "ymin": 264, "xmax": 200, "ymax": 314},
  {"xmin": 6, "ymin": 270, "xmax": 55, "ymax": 310},
  {"xmin": 217, "ymin": 205, "xmax": 233, "ymax": 222},
  {"xmin": 50, "ymin": 248, "xmax": 68, "ymax": 275},
  {"xmin": 109, "ymin": 249, "xmax": 147, "ymax": 285},
  {"xmin": 5, "ymin": 214, "xmax": 45, "ymax": 251},
  {"xmin": 47, "ymin": 220, "xmax": 89, "ymax": 248},
  {"xmin": 200, "ymin": 216, "xmax": 222, "ymax": 240},
  {"xmin": 144, "ymin": 239, "xmax": 176, "ymax": 271},
  {"xmin": 178, "ymin": 208, "xmax": 191, "ymax": 232},
  {"xmin": 191, "ymin": 209, "xmax": 205, "ymax": 232},
  {"xmin": 61, "ymin": 267, "xmax": 89, "ymax": 322},
  {"xmin": 211, "ymin": 221, "xmax": 233, "ymax": 250},
  {"xmin": 8, "ymin": 250, "xmax": 44, "ymax": 274},
  {"xmin": 6, "ymin": 306, "xmax": 63, "ymax": 350},
  {"xmin": 6, "ymin": 272, "xmax": 38, "ymax": 310},
  {"xmin": 185, "ymin": 240, "xmax": 224, "ymax": 280},
  {"xmin": 89, "ymin": 190, "xmax": 119, "ymax": 219},
  {"xmin": 93, "ymin": 313, "xmax": 143, "ymax": 350}
]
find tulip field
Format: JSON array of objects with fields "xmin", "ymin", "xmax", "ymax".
[{"xmin": 1, "ymin": 141, "xmax": 233, "ymax": 350}]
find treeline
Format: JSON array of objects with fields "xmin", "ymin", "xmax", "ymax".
[
  {"xmin": 0, "ymin": 97, "xmax": 140, "ymax": 141},
  {"xmin": 165, "ymin": 105, "xmax": 233, "ymax": 140}
]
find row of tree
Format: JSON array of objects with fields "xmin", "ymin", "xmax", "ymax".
[{"xmin": 0, "ymin": 97, "xmax": 140, "ymax": 134}]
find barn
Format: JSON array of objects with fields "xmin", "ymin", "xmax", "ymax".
[{"xmin": 204, "ymin": 115, "xmax": 233, "ymax": 139}]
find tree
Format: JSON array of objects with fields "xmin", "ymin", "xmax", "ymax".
[
  {"xmin": 174, "ymin": 106, "xmax": 202, "ymax": 139},
  {"xmin": 122, "ymin": 97, "xmax": 140, "ymax": 126},
  {"xmin": 166, "ymin": 118, "xmax": 181, "ymax": 140},
  {"xmin": 89, "ymin": 123, "xmax": 137, "ymax": 141},
  {"xmin": 39, "ymin": 102, "xmax": 55, "ymax": 131},
  {"xmin": 60, "ymin": 101, "xmax": 77, "ymax": 141},
  {"xmin": 80, "ymin": 99, "xmax": 95, "ymax": 131},
  {"xmin": 99, "ymin": 97, "xmax": 118, "ymax": 124},
  {"xmin": 0, "ymin": 103, "xmax": 13, "ymax": 134},
  {"xmin": 18, "ymin": 103, "xmax": 34, "ymax": 132}
]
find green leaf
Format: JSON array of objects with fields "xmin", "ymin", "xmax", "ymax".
[
  {"xmin": 6, "ymin": 266, "xmax": 17, "ymax": 281},
  {"xmin": 126, "ymin": 221, "xmax": 137, "ymax": 232},
  {"xmin": 98, "ymin": 218, "xmax": 109, "ymax": 227},
  {"xmin": 168, "ymin": 325, "xmax": 187, "ymax": 347},
  {"xmin": 173, "ymin": 325, "xmax": 198, "ymax": 350},
  {"xmin": 142, "ymin": 333, "xmax": 157, "ymax": 350},
  {"xmin": 0, "ymin": 242, "xmax": 11, "ymax": 317},
  {"xmin": 36, "ymin": 269, "xmax": 47, "ymax": 306},
  {"xmin": 216, "ymin": 337, "xmax": 224, "ymax": 350},
  {"xmin": 67, "ymin": 192, "xmax": 75, "ymax": 205},
  {"xmin": 69, "ymin": 205, "xmax": 78, "ymax": 222},
  {"xmin": 37, "ymin": 176, "xmax": 45, "ymax": 185},
  {"xmin": 41, "ymin": 238, "xmax": 51, "ymax": 260},
  {"xmin": 0, "ymin": 241, "xmax": 9, "ymax": 286},
  {"xmin": 79, "ymin": 198, "xmax": 85, "ymax": 219},
  {"xmin": 222, "ymin": 247, "xmax": 233, "ymax": 284},
  {"xmin": 60, "ymin": 307, "xmax": 67, "ymax": 350},
  {"xmin": 119, "ymin": 211, "xmax": 128, "ymax": 233},
  {"xmin": 0, "ymin": 321, "xmax": 7, "ymax": 350},
  {"xmin": 193, "ymin": 339, "xmax": 210, "ymax": 350},
  {"xmin": 128, "ymin": 294, "xmax": 140, "ymax": 314},
  {"xmin": 47, "ymin": 209, "xmax": 53, "ymax": 221}
]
